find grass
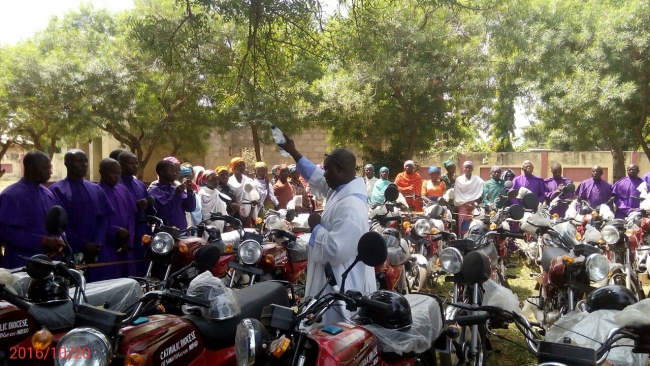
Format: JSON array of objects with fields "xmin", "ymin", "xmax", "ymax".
[{"xmin": 429, "ymin": 254, "xmax": 539, "ymax": 366}]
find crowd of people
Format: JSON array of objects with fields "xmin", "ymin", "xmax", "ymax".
[
  {"xmin": 0, "ymin": 148, "xmax": 317, "ymax": 283},
  {"xmin": 365, "ymin": 159, "xmax": 650, "ymax": 236}
]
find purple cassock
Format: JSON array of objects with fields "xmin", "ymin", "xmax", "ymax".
[
  {"xmin": 0, "ymin": 179, "xmax": 62, "ymax": 269},
  {"xmin": 98, "ymin": 182, "xmax": 137, "ymax": 280},
  {"xmin": 544, "ymin": 177, "xmax": 573, "ymax": 216},
  {"xmin": 147, "ymin": 183, "xmax": 196, "ymax": 230},
  {"xmin": 612, "ymin": 176, "xmax": 643, "ymax": 219},
  {"xmin": 119, "ymin": 175, "xmax": 151, "ymax": 275},
  {"xmin": 49, "ymin": 178, "xmax": 114, "ymax": 282},
  {"xmin": 575, "ymin": 178, "xmax": 613, "ymax": 209},
  {"xmin": 642, "ymin": 172, "xmax": 650, "ymax": 190},
  {"xmin": 511, "ymin": 174, "xmax": 546, "ymax": 204}
]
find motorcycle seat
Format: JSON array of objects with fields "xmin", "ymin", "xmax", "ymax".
[
  {"xmin": 541, "ymin": 246, "xmax": 568, "ymax": 273},
  {"xmin": 184, "ymin": 281, "xmax": 289, "ymax": 350}
]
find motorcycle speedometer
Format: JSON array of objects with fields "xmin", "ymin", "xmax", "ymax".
[
  {"xmin": 586, "ymin": 253, "xmax": 609, "ymax": 282},
  {"xmin": 439, "ymin": 247, "xmax": 463, "ymax": 274},
  {"xmin": 414, "ymin": 219, "xmax": 431, "ymax": 236},
  {"xmin": 600, "ymin": 225, "xmax": 619, "ymax": 244},
  {"xmin": 151, "ymin": 232, "xmax": 174, "ymax": 255},
  {"xmin": 238, "ymin": 240, "xmax": 263, "ymax": 265}
]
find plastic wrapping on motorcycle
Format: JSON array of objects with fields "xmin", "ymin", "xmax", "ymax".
[
  {"xmin": 482, "ymin": 279, "xmax": 522, "ymax": 315},
  {"xmin": 615, "ymin": 298, "xmax": 650, "ymax": 326},
  {"xmin": 11, "ymin": 272, "xmax": 143, "ymax": 313},
  {"xmin": 358, "ymin": 294, "xmax": 443, "ymax": 355},
  {"xmin": 287, "ymin": 237, "xmax": 309, "ymax": 262},
  {"xmin": 552, "ymin": 221, "xmax": 580, "ymax": 248},
  {"xmin": 382, "ymin": 235, "xmax": 410, "ymax": 266},
  {"xmin": 291, "ymin": 213, "xmax": 311, "ymax": 232},
  {"xmin": 547, "ymin": 309, "xmax": 649, "ymax": 365},
  {"xmin": 521, "ymin": 211, "xmax": 552, "ymax": 233},
  {"xmin": 183, "ymin": 271, "xmax": 241, "ymax": 320},
  {"xmin": 83, "ymin": 278, "xmax": 144, "ymax": 312},
  {"xmin": 582, "ymin": 224, "xmax": 602, "ymax": 244}
]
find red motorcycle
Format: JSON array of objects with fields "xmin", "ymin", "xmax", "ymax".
[
  {"xmin": 18, "ymin": 245, "xmax": 292, "ymax": 366},
  {"xmin": 235, "ymin": 232, "xmax": 449, "ymax": 366},
  {"xmin": 227, "ymin": 225, "xmax": 308, "ymax": 294}
]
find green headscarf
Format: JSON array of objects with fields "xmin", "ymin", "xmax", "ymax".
[{"xmin": 370, "ymin": 167, "xmax": 391, "ymax": 204}]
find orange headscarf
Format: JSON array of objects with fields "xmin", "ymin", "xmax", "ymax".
[{"xmin": 229, "ymin": 157, "xmax": 245, "ymax": 173}]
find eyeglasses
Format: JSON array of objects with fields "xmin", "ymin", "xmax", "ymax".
[{"xmin": 323, "ymin": 153, "xmax": 343, "ymax": 168}]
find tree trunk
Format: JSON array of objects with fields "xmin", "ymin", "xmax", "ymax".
[
  {"xmin": 608, "ymin": 136, "xmax": 626, "ymax": 182},
  {"xmin": 0, "ymin": 141, "xmax": 12, "ymax": 162},
  {"xmin": 251, "ymin": 124, "xmax": 262, "ymax": 161}
]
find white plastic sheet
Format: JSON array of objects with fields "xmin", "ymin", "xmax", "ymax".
[
  {"xmin": 360, "ymin": 294, "xmax": 443, "ymax": 355},
  {"xmin": 547, "ymin": 309, "xmax": 649, "ymax": 366}
]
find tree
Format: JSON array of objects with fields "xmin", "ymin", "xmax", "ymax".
[
  {"xmin": 313, "ymin": 0, "xmax": 493, "ymax": 171},
  {"xmin": 186, "ymin": 0, "xmax": 324, "ymax": 161},
  {"xmin": 491, "ymin": 0, "xmax": 650, "ymax": 180}
]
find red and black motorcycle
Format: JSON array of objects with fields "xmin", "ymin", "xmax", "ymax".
[{"xmin": 234, "ymin": 231, "xmax": 450, "ymax": 366}]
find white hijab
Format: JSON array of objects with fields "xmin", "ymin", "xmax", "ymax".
[{"xmin": 454, "ymin": 174, "xmax": 484, "ymax": 205}]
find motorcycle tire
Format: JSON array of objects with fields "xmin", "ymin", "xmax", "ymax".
[
  {"xmin": 406, "ymin": 264, "xmax": 427, "ymax": 293},
  {"xmin": 450, "ymin": 323, "xmax": 488, "ymax": 366}
]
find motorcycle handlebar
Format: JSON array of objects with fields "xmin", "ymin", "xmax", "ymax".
[
  {"xmin": 454, "ymin": 313, "xmax": 491, "ymax": 327},
  {"xmin": 358, "ymin": 295, "xmax": 392, "ymax": 313},
  {"xmin": 272, "ymin": 229, "xmax": 298, "ymax": 242}
]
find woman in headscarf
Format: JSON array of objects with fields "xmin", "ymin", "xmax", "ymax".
[
  {"xmin": 370, "ymin": 167, "xmax": 391, "ymax": 204},
  {"xmin": 442, "ymin": 160, "xmax": 457, "ymax": 189},
  {"xmin": 454, "ymin": 161, "xmax": 484, "ymax": 236},
  {"xmin": 227, "ymin": 157, "xmax": 255, "ymax": 226},
  {"xmin": 422, "ymin": 166, "xmax": 446, "ymax": 200},
  {"xmin": 394, "ymin": 160, "xmax": 423, "ymax": 211},
  {"xmin": 252, "ymin": 162, "xmax": 279, "ymax": 219},
  {"xmin": 501, "ymin": 169, "xmax": 515, "ymax": 182}
]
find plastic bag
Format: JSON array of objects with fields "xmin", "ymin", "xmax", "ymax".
[
  {"xmin": 615, "ymin": 298, "xmax": 650, "ymax": 326},
  {"xmin": 482, "ymin": 279, "xmax": 522, "ymax": 315},
  {"xmin": 183, "ymin": 271, "xmax": 241, "ymax": 320}
]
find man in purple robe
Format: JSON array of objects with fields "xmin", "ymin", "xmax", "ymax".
[
  {"xmin": 49, "ymin": 149, "xmax": 113, "ymax": 282},
  {"xmin": 118, "ymin": 151, "xmax": 150, "ymax": 276},
  {"xmin": 612, "ymin": 164, "xmax": 643, "ymax": 219},
  {"xmin": 98, "ymin": 158, "xmax": 137, "ymax": 280},
  {"xmin": 147, "ymin": 160, "xmax": 196, "ymax": 230},
  {"xmin": 511, "ymin": 160, "xmax": 546, "ymax": 204},
  {"xmin": 576, "ymin": 165, "xmax": 613, "ymax": 209},
  {"xmin": 0, "ymin": 151, "xmax": 66, "ymax": 268},
  {"xmin": 544, "ymin": 163, "xmax": 573, "ymax": 216}
]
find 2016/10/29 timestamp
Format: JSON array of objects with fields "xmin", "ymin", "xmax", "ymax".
[{"xmin": 9, "ymin": 346, "xmax": 91, "ymax": 360}]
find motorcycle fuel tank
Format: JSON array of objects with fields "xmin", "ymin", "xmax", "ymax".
[
  {"xmin": 119, "ymin": 315, "xmax": 206, "ymax": 366},
  {"xmin": 310, "ymin": 323, "xmax": 380, "ymax": 366}
]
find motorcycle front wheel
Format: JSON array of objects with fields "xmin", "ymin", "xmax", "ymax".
[{"xmin": 450, "ymin": 323, "xmax": 487, "ymax": 366}]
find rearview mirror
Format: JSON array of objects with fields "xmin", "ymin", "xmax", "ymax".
[
  {"xmin": 146, "ymin": 196, "xmax": 157, "ymax": 216},
  {"xmin": 508, "ymin": 204, "xmax": 525, "ymax": 220},
  {"xmin": 384, "ymin": 184, "xmax": 399, "ymax": 202},
  {"xmin": 193, "ymin": 245, "xmax": 221, "ymax": 272},
  {"xmin": 285, "ymin": 209, "xmax": 296, "ymax": 222},
  {"xmin": 429, "ymin": 205, "xmax": 444, "ymax": 219},
  {"xmin": 522, "ymin": 193, "xmax": 540, "ymax": 211},
  {"xmin": 563, "ymin": 183, "xmax": 576, "ymax": 194},
  {"xmin": 357, "ymin": 231, "xmax": 388, "ymax": 267},
  {"xmin": 46, "ymin": 206, "xmax": 68, "ymax": 235},
  {"xmin": 460, "ymin": 251, "xmax": 490, "ymax": 284},
  {"xmin": 25, "ymin": 254, "xmax": 55, "ymax": 280}
]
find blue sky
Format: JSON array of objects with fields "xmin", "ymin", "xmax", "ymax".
[{"xmin": 0, "ymin": 0, "xmax": 135, "ymax": 45}]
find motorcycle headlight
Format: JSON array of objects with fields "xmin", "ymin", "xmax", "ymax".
[
  {"xmin": 55, "ymin": 327, "xmax": 111, "ymax": 366},
  {"xmin": 151, "ymin": 232, "xmax": 174, "ymax": 255},
  {"xmin": 235, "ymin": 319, "xmax": 257, "ymax": 366},
  {"xmin": 586, "ymin": 253, "xmax": 609, "ymax": 282},
  {"xmin": 429, "ymin": 219, "xmax": 445, "ymax": 233},
  {"xmin": 265, "ymin": 215, "xmax": 285, "ymax": 231},
  {"xmin": 414, "ymin": 219, "xmax": 431, "ymax": 236},
  {"xmin": 439, "ymin": 247, "xmax": 463, "ymax": 274},
  {"xmin": 601, "ymin": 225, "xmax": 620, "ymax": 244},
  {"xmin": 238, "ymin": 240, "xmax": 263, "ymax": 265}
]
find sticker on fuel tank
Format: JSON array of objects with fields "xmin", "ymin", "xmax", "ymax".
[
  {"xmin": 0, "ymin": 319, "xmax": 29, "ymax": 338},
  {"xmin": 158, "ymin": 331, "xmax": 199, "ymax": 366}
]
